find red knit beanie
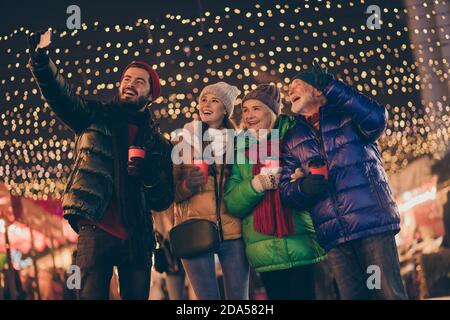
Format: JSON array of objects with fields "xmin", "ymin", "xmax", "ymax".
[{"xmin": 121, "ymin": 61, "xmax": 161, "ymax": 99}]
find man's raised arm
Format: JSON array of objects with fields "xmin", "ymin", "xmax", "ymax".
[{"xmin": 28, "ymin": 30, "xmax": 99, "ymax": 134}]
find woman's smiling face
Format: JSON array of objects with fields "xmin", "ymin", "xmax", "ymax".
[
  {"xmin": 242, "ymin": 99, "xmax": 274, "ymax": 131},
  {"xmin": 198, "ymin": 93, "xmax": 226, "ymax": 128}
]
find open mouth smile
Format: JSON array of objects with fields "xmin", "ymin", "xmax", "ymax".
[
  {"xmin": 291, "ymin": 96, "xmax": 301, "ymax": 103},
  {"xmin": 123, "ymin": 88, "xmax": 137, "ymax": 97}
]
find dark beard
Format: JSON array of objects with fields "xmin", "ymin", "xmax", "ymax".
[{"xmin": 118, "ymin": 95, "xmax": 149, "ymax": 111}]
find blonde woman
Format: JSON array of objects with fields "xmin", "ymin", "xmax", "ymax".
[
  {"xmin": 172, "ymin": 82, "xmax": 249, "ymax": 300},
  {"xmin": 224, "ymin": 84, "xmax": 325, "ymax": 299}
]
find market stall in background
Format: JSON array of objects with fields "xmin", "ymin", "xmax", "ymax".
[
  {"xmin": 0, "ymin": 183, "xmax": 77, "ymax": 299},
  {"xmin": 391, "ymin": 155, "xmax": 450, "ymax": 299}
]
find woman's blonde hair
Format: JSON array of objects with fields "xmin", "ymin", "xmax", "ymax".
[{"xmin": 224, "ymin": 117, "xmax": 238, "ymax": 130}]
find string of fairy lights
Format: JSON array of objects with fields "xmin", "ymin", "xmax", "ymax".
[{"xmin": 0, "ymin": 0, "xmax": 449, "ymax": 199}]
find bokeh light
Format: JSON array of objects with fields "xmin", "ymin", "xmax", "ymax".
[{"xmin": 0, "ymin": 0, "xmax": 449, "ymax": 199}]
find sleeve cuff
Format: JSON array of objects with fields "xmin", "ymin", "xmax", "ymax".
[{"xmin": 247, "ymin": 179, "xmax": 265, "ymax": 198}]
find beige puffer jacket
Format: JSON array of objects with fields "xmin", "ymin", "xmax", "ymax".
[{"xmin": 172, "ymin": 121, "xmax": 242, "ymax": 240}]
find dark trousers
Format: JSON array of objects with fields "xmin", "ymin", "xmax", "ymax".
[
  {"xmin": 76, "ymin": 225, "xmax": 151, "ymax": 300},
  {"xmin": 259, "ymin": 264, "xmax": 316, "ymax": 300},
  {"xmin": 327, "ymin": 232, "xmax": 408, "ymax": 300}
]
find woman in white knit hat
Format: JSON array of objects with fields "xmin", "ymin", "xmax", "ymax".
[{"xmin": 170, "ymin": 81, "xmax": 250, "ymax": 299}]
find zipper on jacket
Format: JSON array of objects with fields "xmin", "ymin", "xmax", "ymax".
[
  {"xmin": 64, "ymin": 134, "xmax": 82, "ymax": 193},
  {"xmin": 317, "ymin": 110, "xmax": 348, "ymax": 239},
  {"xmin": 297, "ymin": 112, "xmax": 347, "ymax": 238},
  {"xmin": 366, "ymin": 163, "xmax": 385, "ymax": 208}
]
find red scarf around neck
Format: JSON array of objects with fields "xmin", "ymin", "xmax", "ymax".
[
  {"xmin": 245, "ymin": 140, "xmax": 295, "ymax": 238},
  {"xmin": 306, "ymin": 112, "xmax": 320, "ymax": 130}
]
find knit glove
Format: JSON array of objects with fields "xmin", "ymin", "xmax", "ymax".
[
  {"xmin": 312, "ymin": 59, "xmax": 334, "ymax": 92},
  {"xmin": 251, "ymin": 173, "xmax": 280, "ymax": 193},
  {"xmin": 127, "ymin": 157, "xmax": 161, "ymax": 186},
  {"xmin": 290, "ymin": 168, "xmax": 305, "ymax": 182}
]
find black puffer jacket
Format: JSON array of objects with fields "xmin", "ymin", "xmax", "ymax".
[{"xmin": 30, "ymin": 58, "xmax": 174, "ymax": 237}]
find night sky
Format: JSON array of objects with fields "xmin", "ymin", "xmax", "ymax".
[{"xmin": 1, "ymin": 0, "xmax": 447, "ymax": 198}]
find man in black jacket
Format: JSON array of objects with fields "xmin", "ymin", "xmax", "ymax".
[{"xmin": 27, "ymin": 31, "xmax": 174, "ymax": 300}]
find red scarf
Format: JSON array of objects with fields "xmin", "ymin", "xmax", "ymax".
[
  {"xmin": 245, "ymin": 140, "xmax": 295, "ymax": 238},
  {"xmin": 306, "ymin": 113, "xmax": 320, "ymax": 130}
]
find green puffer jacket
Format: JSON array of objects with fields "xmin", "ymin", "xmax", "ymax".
[{"xmin": 224, "ymin": 115, "xmax": 326, "ymax": 273}]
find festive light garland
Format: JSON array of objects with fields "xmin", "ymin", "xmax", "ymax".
[{"xmin": 0, "ymin": 1, "xmax": 449, "ymax": 199}]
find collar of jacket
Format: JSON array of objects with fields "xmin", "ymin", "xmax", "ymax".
[
  {"xmin": 108, "ymin": 96, "xmax": 156, "ymax": 126},
  {"xmin": 293, "ymin": 101, "xmax": 338, "ymax": 125},
  {"xmin": 106, "ymin": 100, "xmax": 159, "ymax": 142}
]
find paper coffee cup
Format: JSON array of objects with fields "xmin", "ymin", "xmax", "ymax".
[
  {"xmin": 309, "ymin": 165, "xmax": 328, "ymax": 180},
  {"xmin": 128, "ymin": 146, "xmax": 146, "ymax": 162},
  {"xmin": 264, "ymin": 158, "xmax": 280, "ymax": 169},
  {"xmin": 193, "ymin": 159, "xmax": 208, "ymax": 184},
  {"xmin": 308, "ymin": 157, "xmax": 328, "ymax": 179}
]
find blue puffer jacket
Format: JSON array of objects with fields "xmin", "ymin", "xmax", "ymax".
[{"xmin": 280, "ymin": 79, "xmax": 400, "ymax": 251}]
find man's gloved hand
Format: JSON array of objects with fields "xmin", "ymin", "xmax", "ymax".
[
  {"xmin": 184, "ymin": 166, "xmax": 206, "ymax": 193},
  {"xmin": 128, "ymin": 157, "xmax": 158, "ymax": 185},
  {"xmin": 300, "ymin": 174, "xmax": 327, "ymax": 196},
  {"xmin": 251, "ymin": 173, "xmax": 281, "ymax": 193},
  {"xmin": 27, "ymin": 30, "xmax": 50, "ymax": 64},
  {"xmin": 312, "ymin": 59, "xmax": 334, "ymax": 92}
]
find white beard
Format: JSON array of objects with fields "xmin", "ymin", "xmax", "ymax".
[{"xmin": 291, "ymin": 95, "xmax": 326, "ymax": 116}]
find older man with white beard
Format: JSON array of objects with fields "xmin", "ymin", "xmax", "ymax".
[{"xmin": 280, "ymin": 60, "xmax": 408, "ymax": 300}]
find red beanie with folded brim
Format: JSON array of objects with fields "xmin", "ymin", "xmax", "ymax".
[{"xmin": 121, "ymin": 61, "xmax": 161, "ymax": 100}]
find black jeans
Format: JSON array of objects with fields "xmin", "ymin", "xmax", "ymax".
[
  {"xmin": 76, "ymin": 225, "xmax": 151, "ymax": 300},
  {"xmin": 259, "ymin": 264, "xmax": 316, "ymax": 300},
  {"xmin": 327, "ymin": 232, "xmax": 408, "ymax": 300}
]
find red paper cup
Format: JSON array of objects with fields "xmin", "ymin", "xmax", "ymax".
[
  {"xmin": 309, "ymin": 166, "xmax": 328, "ymax": 180},
  {"xmin": 193, "ymin": 159, "xmax": 209, "ymax": 184},
  {"xmin": 128, "ymin": 146, "xmax": 146, "ymax": 162},
  {"xmin": 264, "ymin": 158, "xmax": 280, "ymax": 169}
]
